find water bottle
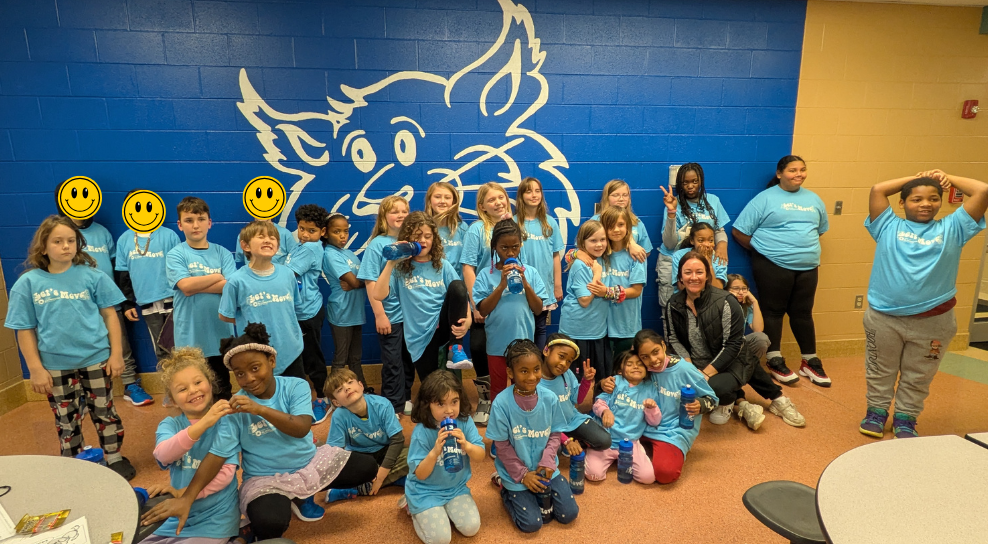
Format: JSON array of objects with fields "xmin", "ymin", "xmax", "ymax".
[
  {"xmin": 503, "ymin": 257, "xmax": 523, "ymax": 294},
  {"xmin": 440, "ymin": 418, "xmax": 464, "ymax": 473},
  {"xmin": 75, "ymin": 446, "xmax": 107, "ymax": 466},
  {"xmin": 679, "ymin": 384, "xmax": 697, "ymax": 429},
  {"xmin": 569, "ymin": 451, "xmax": 586, "ymax": 495},
  {"xmin": 134, "ymin": 487, "xmax": 149, "ymax": 509},
  {"xmin": 536, "ymin": 479, "xmax": 553, "ymax": 523},
  {"xmin": 617, "ymin": 439, "xmax": 634, "ymax": 484},
  {"xmin": 382, "ymin": 241, "xmax": 421, "ymax": 260}
]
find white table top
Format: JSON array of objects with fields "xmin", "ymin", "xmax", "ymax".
[
  {"xmin": 0, "ymin": 455, "xmax": 138, "ymax": 544},
  {"xmin": 965, "ymin": 432, "xmax": 988, "ymax": 449},
  {"xmin": 816, "ymin": 435, "xmax": 988, "ymax": 544}
]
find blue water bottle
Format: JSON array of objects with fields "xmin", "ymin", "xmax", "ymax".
[
  {"xmin": 440, "ymin": 418, "xmax": 464, "ymax": 473},
  {"xmin": 569, "ymin": 451, "xmax": 586, "ymax": 494},
  {"xmin": 134, "ymin": 487, "xmax": 149, "ymax": 509},
  {"xmin": 382, "ymin": 241, "xmax": 422, "ymax": 260},
  {"xmin": 537, "ymin": 479, "xmax": 553, "ymax": 523},
  {"xmin": 76, "ymin": 446, "xmax": 107, "ymax": 466},
  {"xmin": 503, "ymin": 257, "xmax": 524, "ymax": 294},
  {"xmin": 679, "ymin": 384, "xmax": 696, "ymax": 429},
  {"xmin": 617, "ymin": 439, "xmax": 634, "ymax": 484}
]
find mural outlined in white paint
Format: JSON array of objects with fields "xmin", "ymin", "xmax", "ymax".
[{"xmin": 237, "ymin": 0, "xmax": 580, "ymax": 251}]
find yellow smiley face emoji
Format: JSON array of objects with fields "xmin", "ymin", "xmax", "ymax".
[
  {"xmin": 243, "ymin": 176, "xmax": 286, "ymax": 220},
  {"xmin": 57, "ymin": 176, "xmax": 102, "ymax": 220},
  {"xmin": 122, "ymin": 190, "xmax": 166, "ymax": 234}
]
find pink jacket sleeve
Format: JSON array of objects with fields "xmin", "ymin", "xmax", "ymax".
[
  {"xmin": 644, "ymin": 404, "xmax": 662, "ymax": 427},
  {"xmin": 495, "ymin": 440, "xmax": 530, "ymax": 483},
  {"xmin": 538, "ymin": 433, "xmax": 561, "ymax": 473},
  {"xmin": 577, "ymin": 378, "xmax": 593, "ymax": 404},
  {"xmin": 197, "ymin": 464, "xmax": 237, "ymax": 499},
  {"xmin": 153, "ymin": 428, "xmax": 196, "ymax": 466},
  {"xmin": 592, "ymin": 398, "xmax": 610, "ymax": 418}
]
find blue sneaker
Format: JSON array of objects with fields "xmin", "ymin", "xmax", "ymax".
[
  {"xmin": 290, "ymin": 496, "xmax": 324, "ymax": 522},
  {"xmin": 326, "ymin": 488, "xmax": 357, "ymax": 503},
  {"xmin": 312, "ymin": 399, "xmax": 330, "ymax": 426},
  {"xmin": 446, "ymin": 344, "xmax": 474, "ymax": 370},
  {"xmin": 124, "ymin": 383, "xmax": 154, "ymax": 406}
]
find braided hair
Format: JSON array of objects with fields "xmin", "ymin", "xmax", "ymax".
[
  {"xmin": 488, "ymin": 218, "xmax": 523, "ymax": 272},
  {"xmin": 504, "ymin": 339, "xmax": 543, "ymax": 370},
  {"xmin": 675, "ymin": 163, "xmax": 719, "ymax": 230}
]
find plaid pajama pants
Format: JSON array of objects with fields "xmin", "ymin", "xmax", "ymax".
[{"xmin": 47, "ymin": 362, "xmax": 124, "ymax": 457}]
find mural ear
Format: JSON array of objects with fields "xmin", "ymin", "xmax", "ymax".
[{"xmin": 480, "ymin": 39, "xmax": 522, "ymax": 117}]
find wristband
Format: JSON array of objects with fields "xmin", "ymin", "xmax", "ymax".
[
  {"xmin": 564, "ymin": 248, "xmax": 577, "ymax": 266},
  {"xmin": 616, "ymin": 285, "xmax": 627, "ymax": 304}
]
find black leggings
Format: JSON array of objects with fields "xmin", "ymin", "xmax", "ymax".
[
  {"xmin": 708, "ymin": 364, "xmax": 783, "ymax": 406},
  {"xmin": 568, "ymin": 418, "xmax": 611, "ymax": 451},
  {"xmin": 246, "ymin": 452, "xmax": 377, "ymax": 540},
  {"xmin": 413, "ymin": 280, "xmax": 469, "ymax": 381},
  {"xmin": 749, "ymin": 251, "xmax": 818, "ymax": 354}
]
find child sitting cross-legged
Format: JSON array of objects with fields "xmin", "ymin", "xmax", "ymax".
[{"xmin": 324, "ymin": 369, "xmax": 409, "ymax": 501}]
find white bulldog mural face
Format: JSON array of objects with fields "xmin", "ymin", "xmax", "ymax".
[{"xmin": 237, "ymin": 0, "xmax": 579, "ymax": 250}]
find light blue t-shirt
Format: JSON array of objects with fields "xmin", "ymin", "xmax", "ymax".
[
  {"xmin": 518, "ymin": 216, "xmax": 564, "ymax": 306},
  {"xmin": 438, "ymin": 224, "xmax": 467, "ymax": 278},
  {"xmin": 733, "ymin": 186, "xmax": 829, "ymax": 271},
  {"xmin": 670, "ymin": 248, "xmax": 728, "ymax": 293},
  {"xmin": 592, "ymin": 212, "xmax": 653, "ymax": 254},
  {"xmin": 539, "ymin": 370, "xmax": 590, "ymax": 431},
  {"xmin": 285, "ymin": 241, "xmax": 325, "ymax": 321},
  {"xmin": 79, "ymin": 222, "xmax": 115, "ymax": 277},
  {"xmin": 5, "ymin": 265, "xmax": 125, "ymax": 370},
  {"xmin": 405, "ymin": 418, "xmax": 485, "ymax": 515},
  {"xmin": 211, "ymin": 376, "xmax": 316, "ymax": 481},
  {"xmin": 866, "ymin": 206, "xmax": 985, "ymax": 316},
  {"xmin": 357, "ymin": 235, "xmax": 403, "ymax": 324},
  {"xmin": 660, "ymin": 194, "xmax": 731, "ymax": 256},
  {"xmin": 595, "ymin": 375, "xmax": 659, "ymax": 449},
  {"xmin": 166, "ymin": 243, "xmax": 237, "ymax": 357},
  {"xmin": 485, "ymin": 385, "xmax": 568, "ymax": 492},
  {"xmin": 327, "ymin": 394, "xmax": 404, "ymax": 453},
  {"xmin": 602, "ymin": 249, "xmax": 647, "ymax": 339},
  {"xmin": 558, "ymin": 259, "xmax": 607, "ymax": 340},
  {"xmin": 323, "ymin": 245, "xmax": 366, "ymax": 327},
  {"xmin": 234, "ymin": 223, "xmax": 297, "ymax": 265},
  {"xmin": 115, "ymin": 228, "xmax": 181, "ymax": 305},
  {"xmin": 154, "ymin": 414, "xmax": 240, "ymax": 539},
  {"xmin": 218, "ymin": 265, "xmax": 304, "ymax": 375},
  {"xmin": 643, "ymin": 360, "xmax": 718, "ymax": 456},
  {"xmin": 460, "ymin": 220, "xmax": 493, "ymax": 273},
  {"xmin": 472, "ymin": 264, "xmax": 549, "ymax": 358},
  {"xmin": 390, "ymin": 259, "xmax": 461, "ymax": 362}
]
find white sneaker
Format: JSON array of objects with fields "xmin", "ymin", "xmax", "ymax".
[
  {"xmin": 709, "ymin": 402, "xmax": 734, "ymax": 425},
  {"xmin": 735, "ymin": 400, "xmax": 765, "ymax": 431},
  {"xmin": 769, "ymin": 396, "xmax": 806, "ymax": 427},
  {"xmin": 472, "ymin": 400, "xmax": 491, "ymax": 425},
  {"xmin": 403, "ymin": 401, "xmax": 413, "ymax": 416}
]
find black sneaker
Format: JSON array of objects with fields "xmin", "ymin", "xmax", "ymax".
[
  {"xmin": 799, "ymin": 357, "xmax": 832, "ymax": 387},
  {"xmin": 109, "ymin": 456, "xmax": 136, "ymax": 481},
  {"xmin": 767, "ymin": 357, "xmax": 799, "ymax": 385}
]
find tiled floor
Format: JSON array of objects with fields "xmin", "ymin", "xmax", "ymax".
[{"xmin": 2, "ymin": 354, "xmax": 987, "ymax": 544}]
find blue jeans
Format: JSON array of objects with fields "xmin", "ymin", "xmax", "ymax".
[{"xmin": 500, "ymin": 474, "xmax": 578, "ymax": 533}]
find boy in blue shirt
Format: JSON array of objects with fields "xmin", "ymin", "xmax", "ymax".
[
  {"xmin": 166, "ymin": 196, "xmax": 236, "ymax": 399},
  {"xmin": 325, "ymin": 369, "xmax": 409, "ymax": 499},
  {"xmin": 115, "ymin": 191, "xmax": 181, "ymax": 398},
  {"xmin": 234, "ymin": 219, "xmax": 297, "ymax": 266},
  {"xmin": 861, "ymin": 170, "xmax": 988, "ymax": 439},
  {"xmin": 286, "ymin": 204, "xmax": 332, "ymax": 424},
  {"xmin": 219, "ymin": 221, "xmax": 305, "ymax": 379},
  {"xmin": 53, "ymin": 184, "xmax": 149, "ymax": 406}
]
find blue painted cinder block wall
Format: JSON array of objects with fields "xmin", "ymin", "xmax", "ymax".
[{"xmin": 0, "ymin": 0, "xmax": 806, "ymax": 376}]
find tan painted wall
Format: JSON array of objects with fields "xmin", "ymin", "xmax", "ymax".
[{"xmin": 789, "ymin": 0, "xmax": 988, "ymax": 356}]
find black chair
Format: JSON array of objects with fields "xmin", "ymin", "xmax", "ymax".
[
  {"xmin": 135, "ymin": 493, "xmax": 173, "ymax": 543},
  {"xmin": 742, "ymin": 481, "xmax": 826, "ymax": 544}
]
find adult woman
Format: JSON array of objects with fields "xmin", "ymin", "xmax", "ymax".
[
  {"xmin": 663, "ymin": 252, "xmax": 805, "ymax": 430},
  {"xmin": 732, "ymin": 155, "xmax": 831, "ymax": 387}
]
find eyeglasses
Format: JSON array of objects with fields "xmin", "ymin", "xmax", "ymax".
[{"xmin": 729, "ymin": 286, "xmax": 749, "ymax": 294}]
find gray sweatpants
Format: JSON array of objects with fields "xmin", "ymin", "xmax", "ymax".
[
  {"xmin": 115, "ymin": 308, "xmax": 138, "ymax": 385},
  {"xmin": 863, "ymin": 306, "xmax": 957, "ymax": 417},
  {"xmin": 656, "ymin": 253, "xmax": 674, "ymax": 308}
]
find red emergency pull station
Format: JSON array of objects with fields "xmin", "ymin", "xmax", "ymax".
[
  {"xmin": 948, "ymin": 187, "xmax": 964, "ymax": 204},
  {"xmin": 962, "ymin": 99, "xmax": 979, "ymax": 119}
]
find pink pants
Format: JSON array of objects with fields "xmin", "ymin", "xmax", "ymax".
[{"xmin": 585, "ymin": 439, "xmax": 655, "ymax": 484}]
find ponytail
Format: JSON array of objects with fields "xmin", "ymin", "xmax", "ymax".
[{"xmin": 768, "ymin": 155, "xmax": 805, "ymax": 188}]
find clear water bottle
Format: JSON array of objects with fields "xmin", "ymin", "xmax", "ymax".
[
  {"xmin": 440, "ymin": 418, "xmax": 464, "ymax": 473},
  {"xmin": 503, "ymin": 257, "xmax": 524, "ymax": 294},
  {"xmin": 76, "ymin": 446, "xmax": 106, "ymax": 466},
  {"xmin": 569, "ymin": 451, "xmax": 586, "ymax": 494},
  {"xmin": 537, "ymin": 479, "xmax": 553, "ymax": 523},
  {"xmin": 617, "ymin": 438, "xmax": 634, "ymax": 484},
  {"xmin": 679, "ymin": 384, "xmax": 696, "ymax": 429},
  {"xmin": 382, "ymin": 241, "xmax": 421, "ymax": 260}
]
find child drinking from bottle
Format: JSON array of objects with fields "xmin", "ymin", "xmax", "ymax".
[
  {"xmin": 586, "ymin": 351, "xmax": 660, "ymax": 484},
  {"xmin": 486, "ymin": 339, "xmax": 578, "ymax": 533},
  {"xmin": 145, "ymin": 347, "xmax": 240, "ymax": 544},
  {"xmin": 402, "ymin": 370, "xmax": 485, "ymax": 544},
  {"xmin": 539, "ymin": 333, "xmax": 611, "ymax": 455}
]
